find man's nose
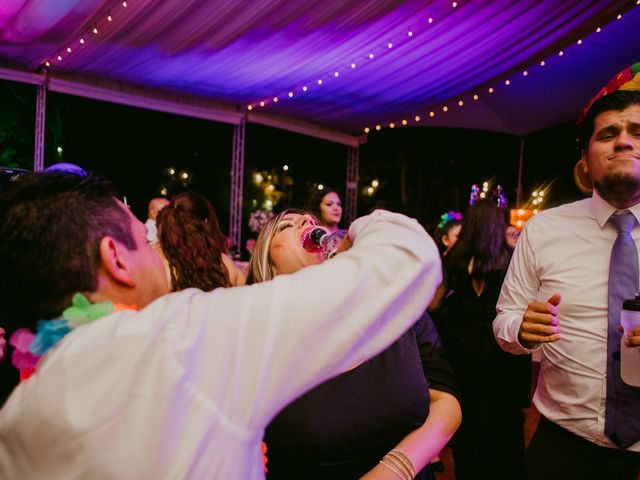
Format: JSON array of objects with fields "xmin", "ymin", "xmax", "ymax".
[{"xmin": 615, "ymin": 130, "xmax": 635, "ymax": 149}]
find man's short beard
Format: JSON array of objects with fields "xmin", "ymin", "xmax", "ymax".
[{"xmin": 594, "ymin": 173, "xmax": 640, "ymax": 207}]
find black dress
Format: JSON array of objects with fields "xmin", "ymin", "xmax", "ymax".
[
  {"xmin": 264, "ymin": 311, "xmax": 458, "ymax": 480},
  {"xmin": 434, "ymin": 266, "xmax": 531, "ymax": 480}
]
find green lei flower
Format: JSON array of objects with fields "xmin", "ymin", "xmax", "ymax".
[{"xmin": 29, "ymin": 293, "xmax": 114, "ymax": 356}]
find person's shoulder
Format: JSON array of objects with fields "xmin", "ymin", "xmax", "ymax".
[
  {"xmin": 540, "ymin": 197, "xmax": 590, "ymax": 216},
  {"xmin": 526, "ymin": 197, "xmax": 590, "ymax": 228}
]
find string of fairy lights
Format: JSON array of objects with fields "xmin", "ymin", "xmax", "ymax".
[
  {"xmin": 246, "ymin": 2, "xmax": 458, "ymax": 113},
  {"xmin": 41, "ymin": 1, "xmax": 130, "ymax": 69},
  {"xmin": 246, "ymin": 2, "xmax": 640, "ymax": 134},
  {"xmin": 37, "ymin": 0, "xmax": 639, "ymax": 135}
]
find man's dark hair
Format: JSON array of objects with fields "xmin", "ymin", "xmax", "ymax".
[
  {"xmin": 0, "ymin": 173, "xmax": 136, "ymax": 330},
  {"xmin": 577, "ymin": 90, "xmax": 640, "ymax": 150}
]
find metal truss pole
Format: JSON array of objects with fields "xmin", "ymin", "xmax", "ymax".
[
  {"xmin": 229, "ymin": 116, "xmax": 246, "ymax": 257},
  {"xmin": 345, "ymin": 146, "xmax": 359, "ymax": 224},
  {"xmin": 34, "ymin": 79, "xmax": 47, "ymax": 172}
]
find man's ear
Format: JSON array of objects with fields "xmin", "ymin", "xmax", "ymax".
[
  {"xmin": 98, "ymin": 236, "xmax": 136, "ymax": 287},
  {"xmin": 580, "ymin": 151, "xmax": 589, "ymax": 174}
]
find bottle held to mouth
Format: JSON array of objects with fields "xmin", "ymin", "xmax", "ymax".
[{"xmin": 302, "ymin": 227, "xmax": 348, "ymax": 259}]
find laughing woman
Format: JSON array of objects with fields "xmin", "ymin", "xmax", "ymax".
[{"xmin": 246, "ymin": 209, "xmax": 461, "ymax": 480}]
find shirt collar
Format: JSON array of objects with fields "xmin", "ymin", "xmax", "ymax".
[{"xmin": 590, "ymin": 189, "xmax": 640, "ymax": 228}]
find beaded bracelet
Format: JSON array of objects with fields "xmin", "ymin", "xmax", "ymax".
[{"xmin": 379, "ymin": 449, "xmax": 416, "ymax": 480}]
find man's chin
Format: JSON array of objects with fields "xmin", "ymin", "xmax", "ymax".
[{"xmin": 594, "ymin": 173, "xmax": 640, "ymax": 207}]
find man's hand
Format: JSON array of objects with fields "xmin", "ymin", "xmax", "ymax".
[
  {"xmin": 334, "ymin": 235, "xmax": 353, "ymax": 255},
  {"xmin": 620, "ymin": 325, "xmax": 640, "ymax": 348},
  {"xmin": 518, "ymin": 293, "xmax": 562, "ymax": 349}
]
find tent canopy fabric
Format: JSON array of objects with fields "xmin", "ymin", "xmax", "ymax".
[{"xmin": 0, "ymin": 0, "xmax": 639, "ymax": 141}]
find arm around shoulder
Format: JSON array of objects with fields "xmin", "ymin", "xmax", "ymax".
[{"xmin": 197, "ymin": 210, "xmax": 443, "ymax": 428}]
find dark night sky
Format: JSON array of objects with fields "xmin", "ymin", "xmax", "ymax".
[{"xmin": 1, "ymin": 79, "xmax": 585, "ymax": 236}]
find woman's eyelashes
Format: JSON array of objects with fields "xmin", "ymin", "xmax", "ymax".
[{"xmin": 276, "ymin": 220, "xmax": 295, "ymax": 232}]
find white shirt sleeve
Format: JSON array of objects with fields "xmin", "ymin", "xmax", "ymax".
[
  {"xmin": 163, "ymin": 209, "xmax": 441, "ymax": 429},
  {"xmin": 493, "ymin": 219, "xmax": 542, "ymax": 355}
]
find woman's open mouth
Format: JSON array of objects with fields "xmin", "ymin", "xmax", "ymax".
[{"xmin": 301, "ymin": 227, "xmax": 323, "ymax": 252}]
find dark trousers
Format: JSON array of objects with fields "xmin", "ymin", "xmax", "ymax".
[
  {"xmin": 526, "ymin": 416, "xmax": 640, "ymax": 480},
  {"xmin": 452, "ymin": 400, "xmax": 525, "ymax": 479}
]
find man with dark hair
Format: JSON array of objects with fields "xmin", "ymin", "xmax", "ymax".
[
  {"xmin": 0, "ymin": 172, "xmax": 441, "ymax": 479},
  {"xmin": 0, "ymin": 174, "xmax": 155, "ymax": 329},
  {"xmin": 494, "ymin": 64, "xmax": 640, "ymax": 479}
]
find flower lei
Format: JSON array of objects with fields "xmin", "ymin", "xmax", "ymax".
[{"xmin": 10, "ymin": 293, "xmax": 136, "ymax": 378}]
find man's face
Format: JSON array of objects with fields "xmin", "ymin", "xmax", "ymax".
[
  {"xmin": 119, "ymin": 202, "xmax": 171, "ymax": 306},
  {"xmin": 582, "ymin": 105, "xmax": 640, "ymax": 208}
]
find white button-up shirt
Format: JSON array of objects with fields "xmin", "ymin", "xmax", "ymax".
[
  {"xmin": 493, "ymin": 191, "xmax": 640, "ymax": 451},
  {"xmin": 0, "ymin": 210, "xmax": 442, "ymax": 479}
]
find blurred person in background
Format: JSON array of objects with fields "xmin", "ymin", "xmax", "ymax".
[
  {"xmin": 308, "ymin": 186, "xmax": 345, "ymax": 234},
  {"xmin": 431, "ymin": 199, "xmax": 530, "ymax": 480},
  {"xmin": 505, "ymin": 224, "xmax": 520, "ymax": 251},
  {"xmin": 434, "ymin": 211, "xmax": 462, "ymax": 257},
  {"xmin": 145, "ymin": 197, "xmax": 169, "ymax": 245}
]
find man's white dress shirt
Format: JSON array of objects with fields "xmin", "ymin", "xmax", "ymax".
[
  {"xmin": 493, "ymin": 191, "xmax": 640, "ymax": 451},
  {"xmin": 0, "ymin": 210, "xmax": 441, "ymax": 479}
]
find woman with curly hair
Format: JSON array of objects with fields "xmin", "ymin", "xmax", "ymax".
[{"xmin": 157, "ymin": 191, "xmax": 245, "ymax": 290}]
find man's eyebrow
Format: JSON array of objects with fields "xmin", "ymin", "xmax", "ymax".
[{"xmin": 595, "ymin": 124, "xmax": 620, "ymax": 135}]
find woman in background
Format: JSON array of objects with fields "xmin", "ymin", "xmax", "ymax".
[
  {"xmin": 247, "ymin": 209, "xmax": 461, "ymax": 480},
  {"xmin": 431, "ymin": 199, "xmax": 530, "ymax": 480},
  {"xmin": 308, "ymin": 186, "xmax": 344, "ymax": 233},
  {"xmin": 505, "ymin": 223, "xmax": 520, "ymax": 251},
  {"xmin": 434, "ymin": 211, "xmax": 462, "ymax": 257},
  {"xmin": 157, "ymin": 191, "xmax": 245, "ymax": 290}
]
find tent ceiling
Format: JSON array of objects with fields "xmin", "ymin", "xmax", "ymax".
[{"xmin": 0, "ymin": 0, "xmax": 639, "ymax": 141}]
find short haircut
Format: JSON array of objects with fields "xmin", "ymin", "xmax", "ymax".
[
  {"xmin": 0, "ymin": 173, "xmax": 136, "ymax": 329},
  {"xmin": 577, "ymin": 90, "xmax": 640, "ymax": 150}
]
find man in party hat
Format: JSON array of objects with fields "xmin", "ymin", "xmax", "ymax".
[{"xmin": 494, "ymin": 62, "xmax": 640, "ymax": 479}]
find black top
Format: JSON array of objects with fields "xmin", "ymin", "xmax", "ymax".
[
  {"xmin": 264, "ymin": 311, "xmax": 458, "ymax": 479},
  {"xmin": 435, "ymin": 265, "xmax": 531, "ymax": 407}
]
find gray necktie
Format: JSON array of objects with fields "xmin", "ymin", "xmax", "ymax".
[{"xmin": 605, "ymin": 211, "xmax": 640, "ymax": 449}]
